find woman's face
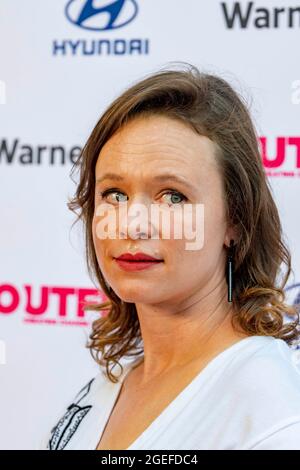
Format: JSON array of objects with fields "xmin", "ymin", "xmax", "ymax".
[{"xmin": 92, "ymin": 114, "xmax": 231, "ymax": 305}]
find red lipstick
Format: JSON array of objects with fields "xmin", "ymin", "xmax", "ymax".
[{"xmin": 114, "ymin": 252, "xmax": 164, "ymax": 272}]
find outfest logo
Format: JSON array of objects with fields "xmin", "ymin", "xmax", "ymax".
[
  {"xmin": 259, "ymin": 137, "xmax": 300, "ymax": 177},
  {"xmin": 0, "ymin": 283, "xmax": 108, "ymax": 326}
]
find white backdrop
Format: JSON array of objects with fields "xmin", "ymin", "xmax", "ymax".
[{"xmin": 0, "ymin": 0, "xmax": 300, "ymax": 450}]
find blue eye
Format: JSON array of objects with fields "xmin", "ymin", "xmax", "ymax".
[
  {"xmin": 100, "ymin": 189, "xmax": 128, "ymax": 203},
  {"xmin": 162, "ymin": 191, "xmax": 187, "ymax": 205}
]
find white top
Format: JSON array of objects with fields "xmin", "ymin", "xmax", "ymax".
[{"xmin": 38, "ymin": 335, "xmax": 300, "ymax": 450}]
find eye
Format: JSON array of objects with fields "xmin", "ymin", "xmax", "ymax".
[
  {"xmin": 161, "ymin": 191, "xmax": 187, "ymax": 205},
  {"xmin": 99, "ymin": 188, "xmax": 128, "ymax": 203},
  {"xmin": 98, "ymin": 188, "xmax": 188, "ymax": 205}
]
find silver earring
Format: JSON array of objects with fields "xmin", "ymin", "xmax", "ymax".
[{"xmin": 227, "ymin": 239, "xmax": 235, "ymax": 302}]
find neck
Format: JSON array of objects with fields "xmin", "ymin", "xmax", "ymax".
[{"xmin": 133, "ymin": 281, "xmax": 246, "ymax": 383}]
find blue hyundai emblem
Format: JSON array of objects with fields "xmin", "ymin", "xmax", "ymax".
[{"xmin": 65, "ymin": 0, "xmax": 138, "ymax": 31}]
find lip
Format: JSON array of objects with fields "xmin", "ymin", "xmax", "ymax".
[
  {"xmin": 113, "ymin": 252, "xmax": 164, "ymax": 272},
  {"xmin": 114, "ymin": 259, "xmax": 164, "ymax": 272},
  {"xmin": 115, "ymin": 252, "xmax": 163, "ymax": 262}
]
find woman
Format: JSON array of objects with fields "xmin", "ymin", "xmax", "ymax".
[{"xmin": 39, "ymin": 63, "xmax": 300, "ymax": 450}]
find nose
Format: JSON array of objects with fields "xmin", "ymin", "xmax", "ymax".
[{"xmin": 118, "ymin": 197, "xmax": 157, "ymax": 240}]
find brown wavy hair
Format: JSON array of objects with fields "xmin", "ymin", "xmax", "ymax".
[{"xmin": 68, "ymin": 62, "xmax": 300, "ymax": 383}]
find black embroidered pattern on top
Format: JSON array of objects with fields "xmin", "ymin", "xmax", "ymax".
[{"xmin": 47, "ymin": 377, "xmax": 95, "ymax": 450}]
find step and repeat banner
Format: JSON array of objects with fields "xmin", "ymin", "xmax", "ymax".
[{"xmin": 0, "ymin": 0, "xmax": 300, "ymax": 450}]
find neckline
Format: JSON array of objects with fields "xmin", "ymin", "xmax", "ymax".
[{"xmin": 96, "ymin": 335, "xmax": 275, "ymax": 450}]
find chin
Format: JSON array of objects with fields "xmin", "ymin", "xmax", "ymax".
[{"xmin": 113, "ymin": 285, "xmax": 157, "ymax": 304}]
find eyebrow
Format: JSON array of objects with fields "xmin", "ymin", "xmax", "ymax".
[{"xmin": 96, "ymin": 172, "xmax": 194, "ymax": 189}]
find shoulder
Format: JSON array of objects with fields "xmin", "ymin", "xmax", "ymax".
[
  {"xmin": 224, "ymin": 336, "xmax": 300, "ymax": 448},
  {"xmin": 247, "ymin": 419, "xmax": 300, "ymax": 449},
  {"xmin": 231, "ymin": 336, "xmax": 300, "ymax": 398},
  {"xmin": 211, "ymin": 336, "xmax": 300, "ymax": 411},
  {"xmin": 196, "ymin": 336, "xmax": 300, "ymax": 449}
]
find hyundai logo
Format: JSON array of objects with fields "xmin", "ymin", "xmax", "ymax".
[{"xmin": 65, "ymin": 0, "xmax": 138, "ymax": 31}]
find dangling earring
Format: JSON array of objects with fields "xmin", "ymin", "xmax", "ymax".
[{"xmin": 227, "ymin": 239, "xmax": 235, "ymax": 302}]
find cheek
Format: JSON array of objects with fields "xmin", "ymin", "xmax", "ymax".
[
  {"xmin": 167, "ymin": 202, "xmax": 226, "ymax": 276},
  {"xmin": 204, "ymin": 200, "xmax": 227, "ymax": 247},
  {"xmin": 164, "ymin": 205, "xmax": 205, "ymax": 253},
  {"xmin": 92, "ymin": 202, "xmax": 118, "ymax": 245},
  {"xmin": 92, "ymin": 213, "xmax": 108, "ymax": 264},
  {"xmin": 162, "ymin": 238, "xmax": 209, "ymax": 298}
]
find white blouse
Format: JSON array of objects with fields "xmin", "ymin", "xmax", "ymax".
[{"xmin": 38, "ymin": 335, "xmax": 300, "ymax": 450}]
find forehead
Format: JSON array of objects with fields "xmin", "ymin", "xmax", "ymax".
[{"xmin": 96, "ymin": 115, "xmax": 219, "ymax": 178}]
